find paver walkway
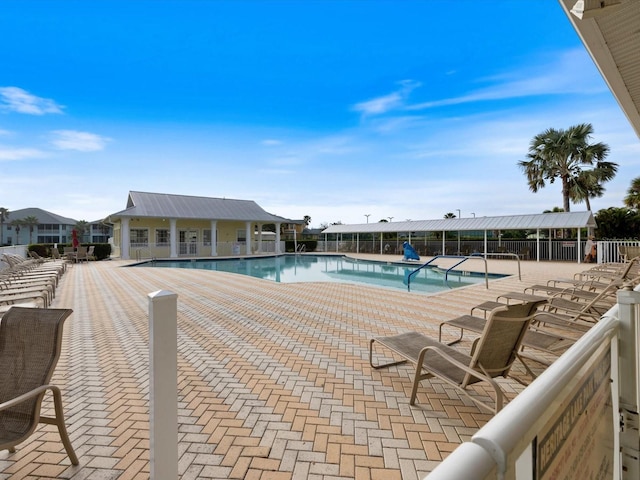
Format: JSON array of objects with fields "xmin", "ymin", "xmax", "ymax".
[{"xmin": 0, "ymin": 255, "xmax": 588, "ymax": 479}]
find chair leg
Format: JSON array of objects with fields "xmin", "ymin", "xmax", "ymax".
[
  {"xmin": 47, "ymin": 386, "xmax": 79, "ymax": 465},
  {"xmin": 369, "ymin": 339, "xmax": 408, "ymax": 369}
]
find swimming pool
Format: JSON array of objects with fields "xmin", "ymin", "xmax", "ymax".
[{"xmin": 135, "ymin": 255, "xmax": 501, "ymax": 294}]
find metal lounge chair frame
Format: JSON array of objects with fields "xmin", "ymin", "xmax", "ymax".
[
  {"xmin": 369, "ymin": 302, "xmax": 542, "ymax": 413},
  {"xmin": 0, "ymin": 307, "xmax": 78, "ymax": 465}
]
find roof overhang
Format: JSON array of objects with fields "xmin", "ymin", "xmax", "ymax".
[
  {"xmin": 559, "ymin": 0, "xmax": 640, "ymax": 138},
  {"xmin": 321, "ymin": 211, "xmax": 596, "ymax": 235}
]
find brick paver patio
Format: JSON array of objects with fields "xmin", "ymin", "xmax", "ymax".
[{"xmin": 0, "ymin": 255, "xmax": 588, "ymax": 479}]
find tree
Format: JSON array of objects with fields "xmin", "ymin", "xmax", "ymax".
[
  {"xmin": 22, "ymin": 216, "xmax": 39, "ymax": 244},
  {"xmin": 303, "ymin": 216, "xmax": 311, "ymax": 227},
  {"xmin": 75, "ymin": 220, "xmax": 90, "ymax": 242},
  {"xmin": 594, "ymin": 207, "xmax": 640, "ymax": 239},
  {"xmin": 10, "ymin": 218, "xmax": 23, "ymax": 245},
  {"xmin": 443, "ymin": 212, "xmax": 456, "ymax": 219},
  {"xmin": 519, "ymin": 123, "xmax": 613, "ymax": 212},
  {"xmin": 0, "ymin": 207, "xmax": 8, "ymax": 246},
  {"xmin": 624, "ymin": 177, "xmax": 640, "ymax": 209},
  {"xmin": 568, "ymin": 161, "xmax": 618, "ymax": 210}
]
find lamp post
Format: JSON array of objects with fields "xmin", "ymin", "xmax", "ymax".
[
  {"xmin": 455, "ymin": 209, "xmax": 461, "ymax": 218},
  {"xmin": 364, "ymin": 214, "xmax": 371, "ymax": 223},
  {"xmin": 471, "ymin": 212, "xmax": 476, "ymax": 218},
  {"xmin": 388, "ymin": 217, "xmax": 394, "ymax": 222}
]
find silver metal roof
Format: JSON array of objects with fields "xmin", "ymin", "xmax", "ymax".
[
  {"xmin": 109, "ymin": 191, "xmax": 291, "ymax": 223},
  {"xmin": 8, "ymin": 207, "xmax": 77, "ymax": 225},
  {"xmin": 321, "ymin": 211, "xmax": 597, "ymax": 234}
]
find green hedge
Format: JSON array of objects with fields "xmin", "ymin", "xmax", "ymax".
[{"xmin": 29, "ymin": 243, "xmax": 112, "ymax": 261}]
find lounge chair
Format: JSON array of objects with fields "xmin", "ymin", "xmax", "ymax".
[
  {"xmin": 439, "ymin": 300, "xmax": 578, "ymax": 377},
  {"xmin": 369, "ymin": 302, "xmax": 543, "ymax": 413},
  {"xmin": 0, "ymin": 307, "xmax": 78, "ymax": 465},
  {"xmin": 75, "ymin": 246, "xmax": 88, "ymax": 263}
]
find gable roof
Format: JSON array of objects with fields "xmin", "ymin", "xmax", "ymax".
[
  {"xmin": 6, "ymin": 207, "xmax": 77, "ymax": 225},
  {"xmin": 321, "ymin": 211, "xmax": 597, "ymax": 234},
  {"xmin": 108, "ymin": 191, "xmax": 291, "ymax": 223}
]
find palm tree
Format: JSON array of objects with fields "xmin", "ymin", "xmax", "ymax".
[
  {"xmin": 0, "ymin": 208, "xmax": 9, "ymax": 246},
  {"xmin": 569, "ymin": 161, "xmax": 618, "ymax": 210},
  {"xmin": 10, "ymin": 219, "xmax": 23, "ymax": 245},
  {"xmin": 22, "ymin": 216, "xmax": 40, "ymax": 244},
  {"xmin": 443, "ymin": 212, "xmax": 456, "ymax": 219},
  {"xmin": 624, "ymin": 177, "xmax": 640, "ymax": 209},
  {"xmin": 519, "ymin": 123, "xmax": 612, "ymax": 212}
]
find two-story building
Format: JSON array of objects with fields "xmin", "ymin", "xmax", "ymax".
[{"xmin": 0, "ymin": 207, "xmax": 113, "ymax": 246}]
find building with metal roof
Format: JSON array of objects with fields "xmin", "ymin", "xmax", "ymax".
[
  {"xmin": 321, "ymin": 211, "xmax": 597, "ymax": 262},
  {"xmin": 107, "ymin": 191, "xmax": 300, "ymax": 259},
  {"xmin": 0, "ymin": 207, "xmax": 112, "ymax": 246},
  {"xmin": 321, "ymin": 211, "xmax": 596, "ymax": 235}
]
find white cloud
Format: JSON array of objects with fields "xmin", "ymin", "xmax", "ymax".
[
  {"xmin": 407, "ymin": 48, "xmax": 606, "ymax": 111},
  {"xmin": 50, "ymin": 130, "xmax": 111, "ymax": 151},
  {"xmin": 0, "ymin": 86, "xmax": 64, "ymax": 115},
  {"xmin": 261, "ymin": 139, "xmax": 283, "ymax": 146},
  {"xmin": 352, "ymin": 80, "xmax": 421, "ymax": 116},
  {"xmin": 0, "ymin": 146, "xmax": 46, "ymax": 161}
]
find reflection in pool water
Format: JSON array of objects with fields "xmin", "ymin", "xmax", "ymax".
[{"xmin": 135, "ymin": 255, "xmax": 503, "ymax": 294}]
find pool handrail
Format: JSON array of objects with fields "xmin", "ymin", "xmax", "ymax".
[{"xmin": 406, "ymin": 255, "xmax": 490, "ymax": 291}]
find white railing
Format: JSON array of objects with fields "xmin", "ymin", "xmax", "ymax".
[
  {"xmin": 426, "ymin": 287, "xmax": 640, "ymax": 479},
  {"xmin": 598, "ymin": 240, "xmax": 640, "ymax": 264}
]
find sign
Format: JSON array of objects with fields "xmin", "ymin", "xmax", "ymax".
[{"xmin": 535, "ymin": 344, "xmax": 614, "ymax": 479}]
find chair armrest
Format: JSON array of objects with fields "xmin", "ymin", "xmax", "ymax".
[{"xmin": 0, "ymin": 385, "xmax": 53, "ymax": 411}]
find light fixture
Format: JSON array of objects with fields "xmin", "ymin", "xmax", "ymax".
[{"xmin": 570, "ymin": 0, "xmax": 622, "ymax": 19}]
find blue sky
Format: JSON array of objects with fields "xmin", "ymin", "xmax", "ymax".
[{"xmin": 2, "ymin": 0, "xmax": 639, "ymax": 227}]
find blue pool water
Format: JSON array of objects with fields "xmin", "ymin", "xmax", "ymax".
[{"xmin": 135, "ymin": 255, "xmax": 501, "ymax": 294}]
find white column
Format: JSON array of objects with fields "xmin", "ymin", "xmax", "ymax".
[
  {"xmin": 257, "ymin": 224, "xmax": 263, "ymax": 253},
  {"xmin": 121, "ymin": 218, "xmax": 130, "ymax": 260},
  {"xmin": 275, "ymin": 223, "xmax": 281, "ymax": 254},
  {"xmin": 245, "ymin": 221, "xmax": 252, "ymax": 255},
  {"xmin": 148, "ymin": 290, "xmax": 178, "ymax": 480},
  {"xmin": 211, "ymin": 220, "xmax": 217, "ymax": 256},
  {"xmin": 169, "ymin": 219, "xmax": 178, "ymax": 258}
]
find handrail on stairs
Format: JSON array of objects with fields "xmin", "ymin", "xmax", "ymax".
[
  {"xmin": 406, "ymin": 254, "xmax": 491, "ymax": 291},
  {"xmin": 135, "ymin": 247, "xmax": 156, "ymax": 263}
]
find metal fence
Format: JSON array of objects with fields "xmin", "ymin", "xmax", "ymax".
[{"xmin": 317, "ymin": 239, "xmax": 640, "ymax": 263}]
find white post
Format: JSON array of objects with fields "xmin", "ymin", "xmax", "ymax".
[
  {"xmin": 169, "ymin": 219, "xmax": 178, "ymax": 258},
  {"xmin": 275, "ymin": 223, "xmax": 281, "ymax": 254},
  {"xmin": 210, "ymin": 220, "xmax": 217, "ymax": 256},
  {"xmin": 148, "ymin": 290, "xmax": 178, "ymax": 480},
  {"xmin": 245, "ymin": 221, "xmax": 252, "ymax": 255},
  {"xmin": 121, "ymin": 218, "xmax": 130, "ymax": 260}
]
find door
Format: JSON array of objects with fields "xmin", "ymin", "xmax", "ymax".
[{"xmin": 179, "ymin": 230, "xmax": 198, "ymax": 255}]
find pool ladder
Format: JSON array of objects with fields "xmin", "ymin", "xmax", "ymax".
[{"xmin": 405, "ymin": 255, "xmax": 490, "ymax": 292}]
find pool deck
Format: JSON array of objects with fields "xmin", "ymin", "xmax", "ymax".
[{"xmin": 1, "ymin": 254, "xmax": 591, "ymax": 479}]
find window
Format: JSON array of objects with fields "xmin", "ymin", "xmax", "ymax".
[
  {"xmin": 237, "ymin": 229, "xmax": 246, "ymax": 242},
  {"xmin": 156, "ymin": 229, "xmax": 170, "ymax": 246},
  {"xmin": 203, "ymin": 229, "xmax": 211, "ymax": 246},
  {"xmin": 130, "ymin": 228, "xmax": 149, "ymax": 246},
  {"xmin": 39, "ymin": 223, "xmax": 59, "ymax": 233}
]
